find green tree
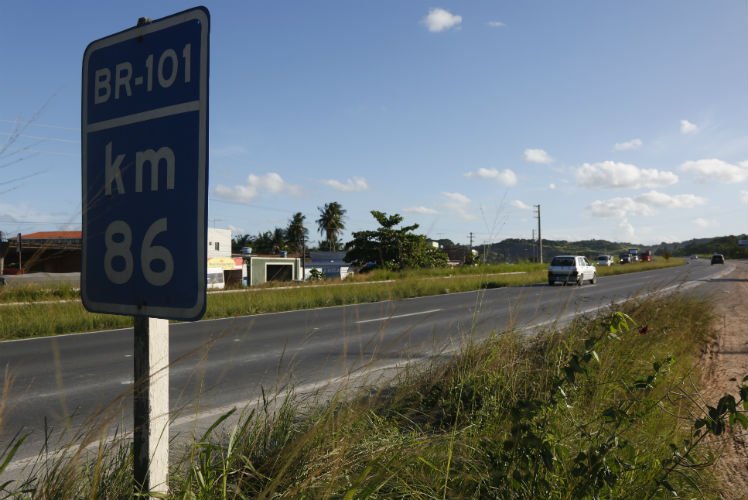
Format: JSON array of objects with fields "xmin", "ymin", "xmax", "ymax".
[
  {"xmin": 251, "ymin": 231, "xmax": 275, "ymax": 254},
  {"xmin": 345, "ymin": 211, "xmax": 447, "ymax": 270},
  {"xmin": 271, "ymin": 227, "xmax": 287, "ymax": 253},
  {"xmin": 231, "ymin": 234, "xmax": 252, "ymax": 254},
  {"xmin": 286, "ymin": 212, "xmax": 308, "ymax": 255},
  {"xmin": 316, "ymin": 202, "xmax": 347, "ymax": 251}
]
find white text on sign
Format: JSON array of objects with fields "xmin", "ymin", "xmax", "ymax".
[
  {"xmin": 105, "ymin": 142, "xmax": 175, "ymax": 195},
  {"xmin": 94, "ymin": 43, "xmax": 192, "ymax": 104}
]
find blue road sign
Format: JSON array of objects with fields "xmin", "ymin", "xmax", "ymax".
[{"xmin": 82, "ymin": 8, "xmax": 209, "ymax": 320}]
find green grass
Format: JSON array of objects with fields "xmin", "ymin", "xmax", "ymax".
[
  {"xmin": 0, "ymin": 282, "xmax": 80, "ymax": 304},
  {"xmin": 0, "ymin": 259, "xmax": 685, "ymax": 340},
  {"xmin": 2, "ymin": 292, "xmax": 733, "ymax": 498}
]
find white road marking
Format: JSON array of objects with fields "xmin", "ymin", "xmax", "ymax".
[{"xmin": 355, "ymin": 308, "xmax": 442, "ymax": 324}]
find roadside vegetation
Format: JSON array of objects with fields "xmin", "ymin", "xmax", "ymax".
[
  {"xmin": 3, "ymin": 292, "xmax": 745, "ymax": 497},
  {"xmin": 0, "ymin": 259, "xmax": 683, "ymax": 341}
]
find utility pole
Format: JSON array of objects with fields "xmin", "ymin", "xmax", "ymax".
[
  {"xmin": 16, "ymin": 233, "xmax": 22, "ymax": 273},
  {"xmin": 532, "ymin": 229, "xmax": 536, "ymax": 262},
  {"xmin": 534, "ymin": 205, "xmax": 543, "ymax": 264},
  {"xmin": 468, "ymin": 232, "xmax": 474, "ymax": 263}
]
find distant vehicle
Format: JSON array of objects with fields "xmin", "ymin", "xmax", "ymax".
[
  {"xmin": 548, "ymin": 255, "xmax": 597, "ymax": 286},
  {"xmin": 627, "ymin": 248, "xmax": 640, "ymax": 262},
  {"xmin": 711, "ymin": 254, "xmax": 725, "ymax": 265},
  {"xmin": 640, "ymin": 250, "xmax": 653, "ymax": 262},
  {"xmin": 596, "ymin": 255, "xmax": 614, "ymax": 266},
  {"xmin": 690, "ymin": 255, "xmax": 699, "ymax": 260},
  {"xmin": 619, "ymin": 254, "xmax": 631, "ymax": 264}
]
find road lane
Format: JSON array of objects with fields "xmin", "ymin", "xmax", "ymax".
[{"xmin": 0, "ymin": 260, "xmax": 730, "ymax": 475}]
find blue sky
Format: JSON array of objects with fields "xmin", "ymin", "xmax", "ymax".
[{"xmin": 2, "ymin": 1, "xmax": 747, "ymax": 247}]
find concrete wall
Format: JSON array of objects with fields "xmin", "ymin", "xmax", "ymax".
[
  {"xmin": 248, "ymin": 256, "xmax": 302, "ymax": 286},
  {"xmin": 207, "ymin": 228, "xmax": 231, "ymax": 259}
]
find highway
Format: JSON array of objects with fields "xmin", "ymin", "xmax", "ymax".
[{"xmin": 0, "ymin": 259, "xmax": 732, "ymax": 476}]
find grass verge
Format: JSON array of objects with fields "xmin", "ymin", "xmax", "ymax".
[
  {"xmin": 4, "ymin": 292, "xmax": 743, "ymax": 497},
  {"xmin": 0, "ymin": 259, "xmax": 684, "ymax": 341}
]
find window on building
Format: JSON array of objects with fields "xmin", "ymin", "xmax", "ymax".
[{"xmin": 215, "ymin": 242, "xmax": 220, "ymax": 251}]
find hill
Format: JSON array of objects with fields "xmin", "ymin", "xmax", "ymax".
[{"xmin": 476, "ymin": 234, "xmax": 748, "ymax": 263}]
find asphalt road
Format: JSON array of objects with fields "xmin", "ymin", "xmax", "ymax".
[{"xmin": 0, "ymin": 260, "xmax": 731, "ymax": 476}]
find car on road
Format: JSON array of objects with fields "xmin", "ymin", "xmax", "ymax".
[
  {"xmin": 619, "ymin": 254, "xmax": 631, "ymax": 264},
  {"xmin": 548, "ymin": 255, "xmax": 597, "ymax": 286},
  {"xmin": 711, "ymin": 253, "xmax": 725, "ymax": 265},
  {"xmin": 596, "ymin": 255, "xmax": 614, "ymax": 266}
]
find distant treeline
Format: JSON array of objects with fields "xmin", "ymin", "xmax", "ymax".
[{"xmin": 477, "ymin": 235, "xmax": 748, "ymax": 263}]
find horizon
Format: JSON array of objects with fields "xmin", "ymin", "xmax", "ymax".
[{"xmin": 5, "ymin": 227, "xmax": 745, "ymax": 252}]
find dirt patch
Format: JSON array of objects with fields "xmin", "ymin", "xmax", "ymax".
[{"xmin": 698, "ymin": 260, "xmax": 748, "ymax": 498}]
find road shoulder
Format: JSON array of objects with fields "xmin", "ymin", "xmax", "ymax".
[{"xmin": 699, "ymin": 260, "xmax": 748, "ymax": 497}]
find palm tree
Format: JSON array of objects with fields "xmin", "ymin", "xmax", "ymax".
[
  {"xmin": 271, "ymin": 227, "xmax": 287, "ymax": 253},
  {"xmin": 286, "ymin": 212, "xmax": 308, "ymax": 255},
  {"xmin": 316, "ymin": 202, "xmax": 346, "ymax": 251},
  {"xmin": 231, "ymin": 233, "xmax": 252, "ymax": 254}
]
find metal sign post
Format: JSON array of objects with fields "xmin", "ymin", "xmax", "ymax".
[{"xmin": 82, "ymin": 7, "xmax": 209, "ymax": 495}]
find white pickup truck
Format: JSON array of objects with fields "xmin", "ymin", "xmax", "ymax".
[{"xmin": 547, "ymin": 255, "xmax": 597, "ymax": 286}]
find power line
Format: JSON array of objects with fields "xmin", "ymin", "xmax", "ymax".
[{"xmin": 0, "ymin": 119, "xmax": 79, "ymax": 132}]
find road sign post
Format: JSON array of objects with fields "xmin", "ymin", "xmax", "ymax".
[
  {"xmin": 133, "ymin": 316, "xmax": 170, "ymax": 493},
  {"xmin": 82, "ymin": 7, "xmax": 209, "ymax": 496}
]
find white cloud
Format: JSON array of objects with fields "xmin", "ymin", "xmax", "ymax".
[
  {"xmin": 584, "ymin": 210, "xmax": 637, "ymax": 237},
  {"xmin": 636, "ymin": 190, "xmax": 705, "ymax": 209},
  {"xmin": 227, "ymin": 224, "xmax": 243, "ymax": 234},
  {"xmin": 443, "ymin": 192, "xmax": 470, "ymax": 205},
  {"xmin": 487, "ymin": 21, "xmax": 505, "ymax": 28},
  {"xmin": 404, "ymin": 206, "xmax": 438, "ymax": 215},
  {"xmin": 511, "ymin": 200, "xmax": 531, "ymax": 210},
  {"xmin": 680, "ymin": 159, "xmax": 748, "ymax": 183},
  {"xmin": 588, "ymin": 190, "xmax": 705, "ymax": 219},
  {"xmin": 323, "ymin": 176, "xmax": 369, "ymax": 192},
  {"xmin": 464, "ymin": 167, "xmax": 517, "ymax": 186},
  {"xmin": 524, "ymin": 148, "xmax": 553, "ymax": 164},
  {"xmin": 619, "ymin": 218, "xmax": 636, "ymax": 238},
  {"xmin": 0, "ymin": 203, "xmax": 76, "ymax": 232},
  {"xmin": 693, "ymin": 217, "xmax": 718, "ymax": 229},
  {"xmin": 680, "ymin": 119, "xmax": 699, "ymax": 135},
  {"xmin": 588, "ymin": 197, "xmax": 654, "ymax": 218},
  {"xmin": 214, "ymin": 172, "xmax": 301, "ymax": 203},
  {"xmin": 422, "ymin": 8, "xmax": 462, "ymax": 33},
  {"xmin": 442, "ymin": 191, "xmax": 477, "ymax": 220},
  {"xmin": 0, "ymin": 203, "xmax": 48, "ymax": 224},
  {"xmin": 548, "ymin": 183, "xmax": 557, "ymax": 190},
  {"xmin": 576, "ymin": 161, "xmax": 678, "ymax": 189},
  {"xmin": 613, "ymin": 138, "xmax": 642, "ymax": 151}
]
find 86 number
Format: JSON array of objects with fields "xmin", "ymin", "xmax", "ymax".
[{"xmin": 104, "ymin": 218, "xmax": 174, "ymax": 286}]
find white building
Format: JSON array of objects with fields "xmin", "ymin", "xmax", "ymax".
[
  {"xmin": 306, "ymin": 251, "xmax": 351, "ymax": 280},
  {"xmin": 207, "ymin": 228, "xmax": 231, "ymax": 259}
]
